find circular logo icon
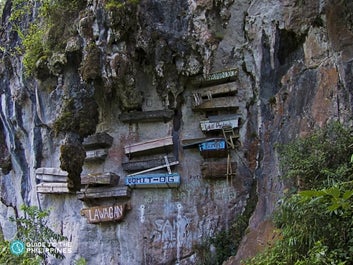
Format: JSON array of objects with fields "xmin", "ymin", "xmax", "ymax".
[{"xmin": 10, "ymin": 240, "xmax": 26, "ymax": 256}]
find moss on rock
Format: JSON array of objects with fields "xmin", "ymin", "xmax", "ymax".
[
  {"xmin": 81, "ymin": 43, "xmax": 101, "ymax": 82},
  {"xmin": 60, "ymin": 143, "xmax": 85, "ymax": 191}
]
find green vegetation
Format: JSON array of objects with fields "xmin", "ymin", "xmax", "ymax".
[
  {"xmin": 53, "ymin": 98, "xmax": 99, "ymax": 138},
  {"xmin": 245, "ymin": 122, "xmax": 353, "ymax": 265},
  {"xmin": 104, "ymin": 0, "xmax": 140, "ymax": 10},
  {"xmin": 10, "ymin": 0, "xmax": 86, "ymax": 76},
  {"xmin": 0, "ymin": 205, "xmax": 68, "ymax": 264}
]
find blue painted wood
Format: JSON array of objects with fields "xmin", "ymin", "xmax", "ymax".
[
  {"xmin": 125, "ymin": 173, "xmax": 181, "ymax": 188},
  {"xmin": 198, "ymin": 139, "xmax": 228, "ymax": 158},
  {"xmin": 199, "ymin": 140, "xmax": 226, "ymax": 151}
]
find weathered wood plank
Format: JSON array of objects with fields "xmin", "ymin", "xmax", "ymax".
[
  {"xmin": 191, "ymin": 68, "xmax": 238, "ymax": 87},
  {"xmin": 200, "ymin": 117, "xmax": 239, "ymax": 132},
  {"xmin": 36, "ymin": 174, "xmax": 68, "ymax": 183},
  {"xmin": 85, "ymin": 149, "xmax": 108, "ymax": 162},
  {"xmin": 122, "ymin": 156, "xmax": 177, "ymax": 171},
  {"xmin": 81, "ymin": 172, "xmax": 120, "ymax": 186},
  {"xmin": 127, "ymin": 156, "xmax": 179, "ymax": 176},
  {"xmin": 201, "ymin": 161, "xmax": 237, "ymax": 179},
  {"xmin": 192, "ymin": 82, "xmax": 237, "ymax": 105},
  {"xmin": 77, "ymin": 186, "xmax": 131, "ymax": 200},
  {"xmin": 36, "ymin": 167, "xmax": 68, "ymax": 182},
  {"xmin": 119, "ymin": 110, "xmax": 174, "ymax": 123},
  {"xmin": 36, "ymin": 183, "xmax": 74, "ymax": 194},
  {"xmin": 192, "ymin": 97, "xmax": 240, "ymax": 111},
  {"xmin": 80, "ymin": 204, "xmax": 128, "ymax": 224},
  {"xmin": 125, "ymin": 173, "xmax": 180, "ymax": 188},
  {"xmin": 83, "ymin": 132, "xmax": 113, "ymax": 150},
  {"xmin": 124, "ymin": 136, "xmax": 173, "ymax": 156},
  {"xmin": 35, "ymin": 167, "xmax": 68, "ymax": 176},
  {"xmin": 199, "ymin": 140, "xmax": 228, "ymax": 158}
]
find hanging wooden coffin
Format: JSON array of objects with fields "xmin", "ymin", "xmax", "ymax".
[
  {"xmin": 201, "ymin": 161, "xmax": 237, "ymax": 179},
  {"xmin": 80, "ymin": 203, "xmax": 128, "ymax": 224},
  {"xmin": 85, "ymin": 149, "xmax": 109, "ymax": 162},
  {"xmin": 35, "ymin": 167, "xmax": 68, "ymax": 183},
  {"xmin": 124, "ymin": 136, "xmax": 173, "ymax": 156},
  {"xmin": 122, "ymin": 156, "xmax": 177, "ymax": 172},
  {"xmin": 125, "ymin": 173, "xmax": 180, "ymax": 188},
  {"xmin": 192, "ymin": 97, "xmax": 240, "ymax": 111},
  {"xmin": 36, "ymin": 182, "xmax": 73, "ymax": 194},
  {"xmin": 199, "ymin": 139, "xmax": 227, "ymax": 158},
  {"xmin": 83, "ymin": 132, "xmax": 113, "ymax": 150},
  {"xmin": 191, "ymin": 68, "xmax": 238, "ymax": 87},
  {"xmin": 77, "ymin": 186, "xmax": 131, "ymax": 201},
  {"xmin": 200, "ymin": 115, "xmax": 240, "ymax": 132},
  {"xmin": 80, "ymin": 172, "xmax": 120, "ymax": 186},
  {"xmin": 119, "ymin": 109, "xmax": 174, "ymax": 123}
]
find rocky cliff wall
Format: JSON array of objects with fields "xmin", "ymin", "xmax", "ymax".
[{"xmin": 0, "ymin": 0, "xmax": 352, "ymax": 265}]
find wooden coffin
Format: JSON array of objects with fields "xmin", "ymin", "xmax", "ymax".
[
  {"xmin": 77, "ymin": 186, "xmax": 131, "ymax": 201},
  {"xmin": 85, "ymin": 149, "xmax": 108, "ymax": 162},
  {"xmin": 124, "ymin": 136, "xmax": 173, "ymax": 156},
  {"xmin": 192, "ymin": 82, "xmax": 237, "ymax": 106},
  {"xmin": 192, "ymin": 97, "xmax": 240, "ymax": 111},
  {"xmin": 191, "ymin": 68, "xmax": 238, "ymax": 87},
  {"xmin": 181, "ymin": 137, "xmax": 224, "ymax": 149},
  {"xmin": 83, "ymin": 132, "xmax": 113, "ymax": 150},
  {"xmin": 81, "ymin": 172, "xmax": 120, "ymax": 186},
  {"xmin": 201, "ymin": 161, "xmax": 237, "ymax": 179},
  {"xmin": 125, "ymin": 173, "xmax": 180, "ymax": 188},
  {"xmin": 36, "ymin": 183, "xmax": 73, "ymax": 194},
  {"xmin": 199, "ymin": 139, "xmax": 228, "ymax": 158},
  {"xmin": 35, "ymin": 167, "xmax": 68, "ymax": 182},
  {"xmin": 80, "ymin": 203, "xmax": 128, "ymax": 224},
  {"xmin": 119, "ymin": 110, "xmax": 174, "ymax": 123},
  {"xmin": 122, "ymin": 156, "xmax": 177, "ymax": 172},
  {"xmin": 200, "ymin": 115, "xmax": 240, "ymax": 132}
]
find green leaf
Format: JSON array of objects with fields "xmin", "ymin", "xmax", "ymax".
[{"xmin": 343, "ymin": 190, "xmax": 353, "ymax": 200}]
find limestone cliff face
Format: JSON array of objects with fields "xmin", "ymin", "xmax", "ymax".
[{"xmin": 0, "ymin": 0, "xmax": 352, "ymax": 264}]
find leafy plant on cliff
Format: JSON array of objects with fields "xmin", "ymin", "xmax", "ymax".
[
  {"xmin": 10, "ymin": 205, "xmax": 67, "ymax": 261},
  {"xmin": 104, "ymin": 0, "xmax": 140, "ymax": 10},
  {"xmin": 245, "ymin": 122, "xmax": 353, "ymax": 265},
  {"xmin": 10, "ymin": 0, "xmax": 85, "ymax": 76}
]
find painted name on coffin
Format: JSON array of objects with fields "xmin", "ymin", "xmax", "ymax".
[
  {"xmin": 81, "ymin": 204, "xmax": 126, "ymax": 224},
  {"xmin": 200, "ymin": 119, "xmax": 239, "ymax": 132},
  {"xmin": 125, "ymin": 173, "xmax": 180, "ymax": 188},
  {"xmin": 199, "ymin": 140, "xmax": 226, "ymax": 151},
  {"xmin": 193, "ymin": 69, "xmax": 237, "ymax": 84}
]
